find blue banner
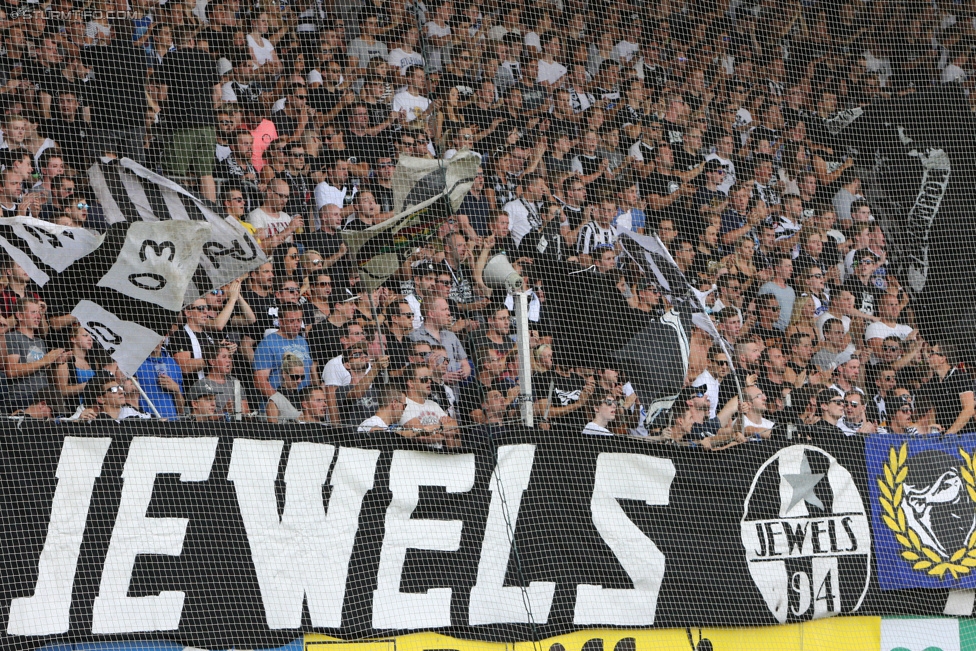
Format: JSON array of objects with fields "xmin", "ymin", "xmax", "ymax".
[{"xmin": 867, "ymin": 433, "xmax": 976, "ymax": 590}]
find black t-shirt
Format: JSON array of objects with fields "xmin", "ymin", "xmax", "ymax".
[
  {"xmin": 918, "ymin": 368, "xmax": 975, "ymax": 430},
  {"xmin": 464, "ymin": 105, "xmax": 505, "ymax": 131},
  {"xmin": 344, "ymin": 131, "xmax": 386, "ymax": 164},
  {"xmin": 284, "ymin": 171, "xmax": 315, "ymax": 221},
  {"xmin": 673, "ymin": 148, "xmax": 705, "ymax": 177},
  {"xmin": 156, "ymin": 48, "xmax": 218, "ymax": 127},
  {"xmin": 197, "ymin": 27, "xmax": 236, "ymax": 60},
  {"xmin": 840, "ymin": 277, "xmax": 883, "ymax": 317},
  {"xmin": 641, "ymin": 172, "xmax": 683, "ymax": 226},
  {"xmin": 661, "ymin": 119, "xmax": 683, "ymax": 145},
  {"xmin": 241, "ymin": 289, "xmax": 276, "ymax": 340},
  {"xmin": 167, "ymin": 327, "xmax": 218, "ymax": 384},
  {"xmin": 83, "ymin": 39, "xmax": 148, "ymax": 127},
  {"xmin": 44, "ymin": 114, "xmax": 96, "ymax": 170},
  {"xmin": 307, "ymin": 320, "xmax": 343, "ymax": 368}
]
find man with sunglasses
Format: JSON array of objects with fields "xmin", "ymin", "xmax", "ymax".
[
  {"xmin": 283, "ymin": 143, "xmax": 315, "ymax": 226},
  {"xmin": 883, "ymin": 391, "xmax": 922, "ymax": 435},
  {"xmin": 865, "ymin": 292, "xmax": 915, "ymax": 361},
  {"xmin": 917, "ymin": 342, "xmax": 975, "ymax": 435},
  {"xmin": 82, "ymin": 371, "xmax": 150, "ymax": 422},
  {"xmin": 837, "ymin": 390, "xmax": 877, "ymax": 435},
  {"xmin": 399, "ymin": 363, "xmax": 460, "ymax": 447},
  {"xmin": 248, "ymin": 177, "xmax": 302, "ymax": 251},
  {"xmin": 582, "ymin": 394, "xmax": 618, "ymax": 436},
  {"xmin": 169, "ymin": 298, "xmax": 221, "ymax": 385},
  {"xmin": 383, "ymin": 299, "xmax": 417, "ymax": 377},
  {"xmin": 693, "ymin": 345, "xmax": 730, "ymax": 419},
  {"xmin": 798, "ymin": 389, "xmax": 845, "ymax": 440},
  {"xmin": 336, "ymin": 342, "xmax": 385, "ymax": 428},
  {"xmin": 746, "ymin": 294, "xmax": 783, "ymax": 346},
  {"xmin": 840, "ymin": 249, "xmax": 884, "ymax": 317}
]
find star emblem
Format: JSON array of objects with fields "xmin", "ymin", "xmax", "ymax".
[{"xmin": 784, "ymin": 453, "xmax": 825, "ymax": 513}]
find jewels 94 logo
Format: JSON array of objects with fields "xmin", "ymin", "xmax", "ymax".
[
  {"xmin": 875, "ymin": 443, "xmax": 976, "ymax": 582},
  {"xmin": 741, "ymin": 445, "xmax": 871, "ymax": 623}
]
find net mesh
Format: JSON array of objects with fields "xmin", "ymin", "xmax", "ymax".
[{"xmin": 0, "ymin": 0, "xmax": 974, "ymax": 648}]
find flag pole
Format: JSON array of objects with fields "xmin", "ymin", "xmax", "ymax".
[{"xmin": 128, "ymin": 375, "xmax": 162, "ymax": 419}]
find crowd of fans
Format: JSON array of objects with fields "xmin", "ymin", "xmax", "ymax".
[{"xmin": 0, "ymin": 0, "xmax": 974, "ymax": 446}]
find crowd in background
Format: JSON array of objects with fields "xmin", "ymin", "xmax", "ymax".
[{"xmin": 0, "ymin": 0, "xmax": 974, "ymax": 445}]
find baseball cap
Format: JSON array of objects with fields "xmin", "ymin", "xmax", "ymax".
[
  {"xmin": 411, "ymin": 259, "xmax": 436, "ymax": 276},
  {"xmin": 188, "ymin": 383, "xmax": 218, "ymax": 401}
]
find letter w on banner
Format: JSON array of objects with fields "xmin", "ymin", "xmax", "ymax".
[{"xmin": 89, "ymin": 157, "xmax": 267, "ymax": 298}]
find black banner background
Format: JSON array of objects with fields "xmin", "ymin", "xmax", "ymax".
[{"xmin": 0, "ymin": 422, "xmax": 957, "ymax": 650}]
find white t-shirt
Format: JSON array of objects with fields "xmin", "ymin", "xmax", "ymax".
[
  {"xmin": 864, "ymin": 321, "xmax": 913, "ymax": 344},
  {"xmin": 742, "ymin": 413, "xmax": 775, "ymax": 436},
  {"xmin": 399, "ymin": 396, "xmax": 447, "ymax": 426},
  {"xmin": 537, "ymin": 59, "xmax": 568, "ymax": 85},
  {"xmin": 358, "ymin": 415, "xmax": 390, "ymax": 433},
  {"xmin": 247, "ymin": 207, "xmax": 293, "ymax": 240},
  {"xmin": 503, "ymin": 198, "xmax": 541, "ymax": 247},
  {"xmin": 247, "ymin": 34, "xmax": 276, "ymax": 66},
  {"xmin": 693, "ymin": 369, "xmax": 721, "ymax": 419},
  {"xmin": 321, "ymin": 354, "xmax": 372, "ymax": 386},
  {"xmin": 389, "ymin": 48, "xmax": 425, "ymax": 75},
  {"xmin": 314, "ymin": 181, "xmax": 349, "ymax": 211},
  {"xmin": 392, "ymin": 90, "xmax": 431, "ymax": 123},
  {"xmin": 582, "ymin": 422, "xmax": 613, "ymax": 436},
  {"xmin": 612, "ymin": 39, "xmax": 640, "ymax": 62},
  {"xmin": 815, "ymin": 311, "xmax": 852, "ymax": 340}
]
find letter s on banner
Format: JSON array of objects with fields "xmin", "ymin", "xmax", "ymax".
[
  {"xmin": 91, "ymin": 437, "xmax": 219, "ymax": 635},
  {"xmin": 574, "ymin": 453, "xmax": 676, "ymax": 626}
]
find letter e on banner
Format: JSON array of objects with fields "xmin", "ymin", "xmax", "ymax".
[{"xmin": 91, "ymin": 437, "xmax": 218, "ymax": 634}]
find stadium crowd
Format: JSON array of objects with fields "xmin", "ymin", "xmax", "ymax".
[{"xmin": 0, "ymin": 0, "xmax": 974, "ymax": 446}]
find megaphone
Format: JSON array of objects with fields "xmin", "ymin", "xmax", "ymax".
[{"xmin": 483, "ymin": 253, "xmax": 524, "ymax": 293}]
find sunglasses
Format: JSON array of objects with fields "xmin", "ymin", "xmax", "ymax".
[
  {"xmin": 415, "ymin": 376, "xmax": 433, "ymax": 384},
  {"xmin": 288, "ymin": 372, "xmax": 304, "ymax": 380},
  {"xmin": 210, "ymin": 289, "xmax": 225, "ymax": 296},
  {"xmin": 105, "ymin": 385, "xmax": 126, "ymax": 394},
  {"xmin": 602, "ymin": 398, "xmax": 616, "ymax": 406},
  {"xmin": 714, "ymin": 360, "xmax": 730, "ymax": 366},
  {"xmin": 76, "ymin": 202, "xmax": 89, "ymax": 209},
  {"xmin": 828, "ymin": 398, "xmax": 844, "ymax": 405},
  {"xmin": 883, "ymin": 346, "xmax": 901, "ymax": 352},
  {"xmin": 189, "ymin": 305, "xmax": 211, "ymax": 312},
  {"xmin": 279, "ymin": 287, "xmax": 300, "ymax": 293},
  {"xmin": 310, "ymin": 259, "xmax": 324, "ymax": 265},
  {"xmin": 845, "ymin": 401, "xmax": 861, "ymax": 408},
  {"xmin": 316, "ymin": 279, "xmax": 332, "ymax": 286}
]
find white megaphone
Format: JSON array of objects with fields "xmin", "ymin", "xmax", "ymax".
[{"xmin": 482, "ymin": 253, "xmax": 524, "ymax": 293}]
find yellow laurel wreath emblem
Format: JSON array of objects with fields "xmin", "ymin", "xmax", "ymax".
[{"xmin": 878, "ymin": 443, "xmax": 976, "ymax": 579}]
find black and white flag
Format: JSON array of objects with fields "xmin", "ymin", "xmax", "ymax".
[{"xmin": 88, "ymin": 157, "xmax": 267, "ymax": 299}]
